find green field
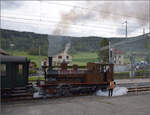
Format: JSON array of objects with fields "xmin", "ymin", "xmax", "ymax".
[
  {"xmin": 13, "ymin": 51, "xmax": 47, "ymax": 67},
  {"xmin": 12, "ymin": 51, "xmax": 145, "ymax": 67},
  {"xmin": 13, "ymin": 51, "xmax": 99, "ymax": 66},
  {"xmin": 72, "ymin": 52, "xmax": 99, "ymax": 66}
]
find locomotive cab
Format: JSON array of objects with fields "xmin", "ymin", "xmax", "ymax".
[{"xmin": 86, "ymin": 63, "xmax": 113, "ymax": 83}]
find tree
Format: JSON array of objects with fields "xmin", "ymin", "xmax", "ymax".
[
  {"xmin": 145, "ymin": 34, "xmax": 150, "ymax": 63},
  {"xmin": 98, "ymin": 38, "xmax": 109, "ymax": 63}
]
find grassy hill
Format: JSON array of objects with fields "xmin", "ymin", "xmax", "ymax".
[{"xmin": 1, "ymin": 29, "xmax": 149, "ymax": 56}]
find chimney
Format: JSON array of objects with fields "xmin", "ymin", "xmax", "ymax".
[{"xmin": 48, "ymin": 57, "xmax": 53, "ymax": 70}]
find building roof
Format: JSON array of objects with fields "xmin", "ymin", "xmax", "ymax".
[
  {"xmin": 0, "ymin": 54, "xmax": 29, "ymax": 63},
  {"xmin": 53, "ymin": 52, "xmax": 72, "ymax": 57},
  {"xmin": 0, "ymin": 48, "xmax": 9, "ymax": 55},
  {"xmin": 113, "ymin": 48, "xmax": 123, "ymax": 54}
]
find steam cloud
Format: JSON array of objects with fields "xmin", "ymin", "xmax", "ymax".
[
  {"xmin": 52, "ymin": 1, "xmax": 149, "ymax": 35},
  {"xmin": 64, "ymin": 42, "xmax": 71, "ymax": 54},
  {"xmin": 96, "ymin": 87, "xmax": 128, "ymax": 96}
]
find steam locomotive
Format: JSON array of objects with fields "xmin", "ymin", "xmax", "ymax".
[{"xmin": 40, "ymin": 57, "xmax": 114, "ymax": 96}]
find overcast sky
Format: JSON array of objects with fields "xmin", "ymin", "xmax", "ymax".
[{"xmin": 1, "ymin": 0, "xmax": 150, "ymax": 37}]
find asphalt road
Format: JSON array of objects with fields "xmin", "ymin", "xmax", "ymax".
[{"xmin": 1, "ymin": 93, "xmax": 150, "ymax": 115}]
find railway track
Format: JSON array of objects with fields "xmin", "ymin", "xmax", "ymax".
[
  {"xmin": 1, "ymin": 92, "xmax": 92, "ymax": 102},
  {"xmin": 2, "ymin": 86, "xmax": 150, "ymax": 102},
  {"xmin": 128, "ymin": 86, "xmax": 150, "ymax": 92}
]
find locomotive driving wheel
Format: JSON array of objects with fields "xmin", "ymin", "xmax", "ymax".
[{"xmin": 55, "ymin": 84, "xmax": 72, "ymax": 97}]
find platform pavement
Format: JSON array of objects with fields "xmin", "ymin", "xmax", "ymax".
[{"xmin": 115, "ymin": 78, "xmax": 150, "ymax": 84}]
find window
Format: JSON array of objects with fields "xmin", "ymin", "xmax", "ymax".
[
  {"xmin": 18, "ymin": 64, "xmax": 23, "ymax": 75},
  {"xmin": 1, "ymin": 64, "xmax": 6, "ymax": 76},
  {"xmin": 119, "ymin": 61, "xmax": 121, "ymax": 64},
  {"xmin": 58, "ymin": 56, "xmax": 62, "ymax": 59},
  {"xmin": 66, "ymin": 56, "xmax": 69, "ymax": 59}
]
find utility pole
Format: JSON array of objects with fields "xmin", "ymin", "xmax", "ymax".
[
  {"xmin": 125, "ymin": 21, "xmax": 128, "ymax": 38},
  {"xmin": 143, "ymin": 28, "xmax": 145, "ymax": 35},
  {"xmin": 149, "ymin": 0, "xmax": 150, "ymax": 33},
  {"xmin": 129, "ymin": 54, "xmax": 135, "ymax": 79},
  {"xmin": 38, "ymin": 45, "xmax": 41, "ymax": 81},
  {"xmin": 38, "ymin": 0, "xmax": 41, "ymax": 82},
  {"xmin": 123, "ymin": 21, "xmax": 128, "ymax": 38},
  {"xmin": 109, "ymin": 40, "xmax": 111, "ymax": 63},
  {"xmin": 109, "ymin": 40, "xmax": 113, "ymax": 64}
]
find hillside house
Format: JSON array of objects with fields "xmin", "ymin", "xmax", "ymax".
[
  {"xmin": 52, "ymin": 52, "xmax": 72, "ymax": 66},
  {"xmin": 113, "ymin": 48, "xmax": 124, "ymax": 65},
  {"xmin": 41, "ymin": 43, "xmax": 72, "ymax": 66},
  {"xmin": 0, "ymin": 48, "xmax": 9, "ymax": 55}
]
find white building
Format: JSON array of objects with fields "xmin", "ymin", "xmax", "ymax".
[
  {"xmin": 113, "ymin": 48, "xmax": 124, "ymax": 65},
  {"xmin": 41, "ymin": 43, "xmax": 72, "ymax": 66},
  {"xmin": 52, "ymin": 52, "xmax": 72, "ymax": 66}
]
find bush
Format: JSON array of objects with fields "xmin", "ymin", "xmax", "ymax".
[{"xmin": 29, "ymin": 69, "xmax": 37, "ymax": 74}]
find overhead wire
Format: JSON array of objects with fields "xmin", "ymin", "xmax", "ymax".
[
  {"xmin": 1, "ymin": 15, "xmax": 144, "ymax": 31},
  {"xmin": 2, "ymin": 19, "xmax": 142, "ymax": 38},
  {"xmin": 1, "ymin": 15, "xmax": 121, "ymax": 29},
  {"xmin": 1, "ymin": 16, "xmax": 121, "ymax": 31},
  {"xmin": 1, "ymin": 16, "xmax": 146, "ymax": 37},
  {"xmin": 2, "ymin": 18, "xmax": 117, "ymax": 34},
  {"xmin": 45, "ymin": 2, "xmax": 149, "ymax": 21},
  {"xmin": 100, "ymin": 35, "xmax": 148, "ymax": 51}
]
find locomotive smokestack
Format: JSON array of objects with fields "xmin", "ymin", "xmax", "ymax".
[{"xmin": 48, "ymin": 57, "xmax": 53, "ymax": 70}]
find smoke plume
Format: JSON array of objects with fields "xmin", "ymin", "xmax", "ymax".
[
  {"xmin": 64, "ymin": 43, "xmax": 71, "ymax": 54},
  {"xmin": 52, "ymin": 1, "xmax": 149, "ymax": 35}
]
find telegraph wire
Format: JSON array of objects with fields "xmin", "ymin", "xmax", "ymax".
[
  {"xmin": 2, "ymin": 18, "xmax": 143, "ymax": 38},
  {"xmin": 2, "ymin": 18, "xmax": 118, "ymax": 33},
  {"xmin": 45, "ymin": 2, "xmax": 149, "ymax": 21},
  {"xmin": 2, "ymin": 15, "xmax": 144, "ymax": 31}
]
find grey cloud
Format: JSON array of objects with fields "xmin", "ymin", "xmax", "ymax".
[{"xmin": 1, "ymin": 0, "xmax": 22, "ymax": 9}]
